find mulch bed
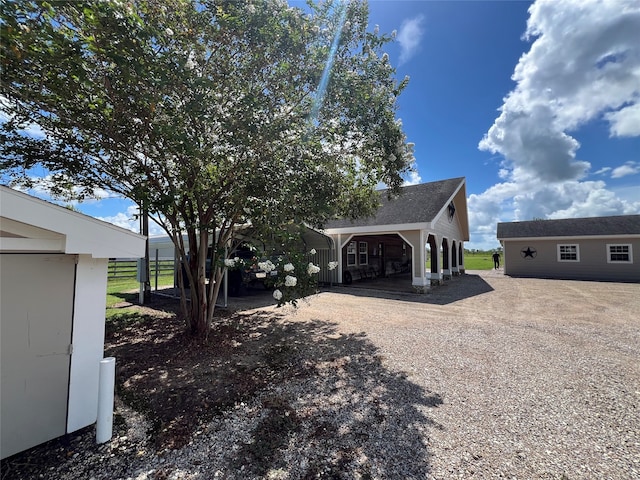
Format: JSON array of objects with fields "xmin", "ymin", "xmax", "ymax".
[{"xmin": 1, "ymin": 295, "xmax": 297, "ymax": 476}]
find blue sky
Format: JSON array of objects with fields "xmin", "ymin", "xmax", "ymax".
[{"xmin": 10, "ymin": 0, "xmax": 640, "ymax": 250}]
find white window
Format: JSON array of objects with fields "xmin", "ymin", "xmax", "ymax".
[
  {"xmin": 347, "ymin": 241, "xmax": 356, "ymax": 266},
  {"xmin": 607, "ymin": 244, "xmax": 633, "ymax": 263},
  {"xmin": 359, "ymin": 241, "xmax": 368, "ymax": 265},
  {"xmin": 557, "ymin": 244, "xmax": 580, "ymax": 262}
]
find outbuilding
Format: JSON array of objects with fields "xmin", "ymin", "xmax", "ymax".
[
  {"xmin": 0, "ymin": 186, "xmax": 146, "ymax": 459},
  {"xmin": 497, "ymin": 215, "xmax": 640, "ymax": 282},
  {"xmin": 323, "ymin": 177, "xmax": 469, "ymax": 292}
]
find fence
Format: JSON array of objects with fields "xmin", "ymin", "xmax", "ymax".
[{"xmin": 108, "ymin": 258, "xmax": 175, "ymax": 281}]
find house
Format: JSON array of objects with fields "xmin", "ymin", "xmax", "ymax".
[
  {"xmin": 0, "ymin": 186, "xmax": 146, "ymax": 459},
  {"xmin": 322, "ymin": 177, "xmax": 470, "ymax": 293},
  {"xmin": 497, "ymin": 215, "xmax": 640, "ymax": 282}
]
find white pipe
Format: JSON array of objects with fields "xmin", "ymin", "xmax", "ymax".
[{"xmin": 96, "ymin": 357, "xmax": 116, "ymax": 444}]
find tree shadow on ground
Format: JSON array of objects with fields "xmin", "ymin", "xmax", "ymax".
[
  {"xmin": 104, "ymin": 307, "xmax": 443, "ymax": 478},
  {"xmin": 227, "ymin": 313, "xmax": 444, "ymax": 478},
  {"xmin": 2, "ymin": 303, "xmax": 443, "ymax": 479},
  {"xmin": 329, "ymin": 272, "xmax": 494, "ymax": 306}
]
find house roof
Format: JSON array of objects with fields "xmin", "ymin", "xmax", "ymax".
[
  {"xmin": 0, "ymin": 186, "xmax": 146, "ymax": 258},
  {"xmin": 324, "ymin": 177, "xmax": 467, "ymax": 231},
  {"xmin": 497, "ymin": 215, "xmax": 640, "ymax": 240}
]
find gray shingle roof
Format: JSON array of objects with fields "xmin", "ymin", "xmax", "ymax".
[
  {"xmin": 497, "ymin": 215, "xmax": 640, "ymax": 239},
  {"xmin": 325, "ymin": 177, "xmax": 465, "ymax": 228}
]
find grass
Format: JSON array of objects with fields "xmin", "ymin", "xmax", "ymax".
[
  {"xmin": 106, "ymin": 275, "xmax": 174, "ymax": 317},
  {"xmin": 461, "ymin": 253, "xmax": 496, "ymax": 270}
]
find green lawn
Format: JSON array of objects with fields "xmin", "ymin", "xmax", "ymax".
[
  {"xmin": 462, "ymin": 254, "xmax": 495, "ymax": 270},
  {"xmin": 106, "ymin": 275, "xmax": 174, "ymax": 318}
]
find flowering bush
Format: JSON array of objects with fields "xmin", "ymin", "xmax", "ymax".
[
  {"xmin": 223, "ymin": 247, "xmax": 338, "ymax": 307},
  {"xmin": 257, "ymin": 259, "xmax": 276, "ymax": 273}
]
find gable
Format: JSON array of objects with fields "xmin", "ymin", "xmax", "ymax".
[
  {"xmin": 324, "ymin": 177, "xmax": 467, "ymax": 234},
  {"xmin": 0, "ymin": 186, "xmax": 146, "ymax": 258}
]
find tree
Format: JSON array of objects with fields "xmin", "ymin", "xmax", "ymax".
[{"xmin": 1, "ymin": 0, "xmax": 415, "ymax": 339}]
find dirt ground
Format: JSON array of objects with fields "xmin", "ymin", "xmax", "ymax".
[{"xmin": 2, "ymin": 271, "xmax": 639, "ymax": 479}]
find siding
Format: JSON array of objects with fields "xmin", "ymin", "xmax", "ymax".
[
  {"xmin": 504, "ymin": 238, "xmax": 640, "ymax": 282},
  {"xmin": 433, "ymin": 213, "xmax": 466, "ymax": 269}
]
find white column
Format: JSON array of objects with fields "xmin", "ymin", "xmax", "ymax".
[
  {"xmin": 412, "ymin": 230, "xmax": 430, "ymax": 293},
  {"xmin": 336, "ymin": 234, "xmax": 343, "ymax": 284}
]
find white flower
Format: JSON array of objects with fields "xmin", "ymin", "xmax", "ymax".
[
  {"xmin": 185, "ymin": 51, "xmax": 196, "ymax": 70},
  {"xmin": 165, "ymin": 27, "xmax": 174, "ymax": 36},
  {"xmin": 258, "ymin": 260, "xmax": 276, "ymax": 273},
  {"xmin": 391, "ymin": 29, "xmax": 397, "ymax": 39},
  {"xmin": 309, "ymin": 248, "xmax": 317, "ymax": 255},
  {"xmin": 381, "ymin": 53, "xmax": 389, "ymax": 63},
  {"xmin": 224, "ymin": 258, "xmax": 236, "ymax": 267},
  {"xmin": 374, "ymin": 24, "xmax": 379, "ymax": 35},
  {"xmin": 284, "ymin": 263, "xmax": 295, "ymax": 272},
  {"xmin": 284, "ymin": 275, "xmax": 297, "ymax": 287},
  {"xmin": 328, "ymin": 261, "xmax": 339, "ymax": 270},
  {"xmin": 273, "ymin": 289, "xmax": 283, "ymax": 301},
  {"xmin": 307, "ymin": 263, "xmax": 320, "ymax": 275}
]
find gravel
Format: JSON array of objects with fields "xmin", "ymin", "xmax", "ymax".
[{"xmin": 2, "ymin": 271, "xmax": 639, "ymax": 479}]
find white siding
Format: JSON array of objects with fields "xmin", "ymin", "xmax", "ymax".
[{"xmin": 67, "ymin": 255, "xmax": 110, "ymax": 432}]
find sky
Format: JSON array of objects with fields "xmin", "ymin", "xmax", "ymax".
[{"xmin": 10, "ymin": 0, "xmax": 640, "ymax": 250}]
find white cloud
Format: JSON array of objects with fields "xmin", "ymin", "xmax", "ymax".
[
  {"xmin": 396, "ymin": 15, "xmax": 425, "ymax": 65},
  {"xmin": 611, "ymin": 161, "xmax": 640, "ymax": 178},
  {"xmin": 96, "ymin": 205, "xmax": 165, "ymax": 236},
  {"xmin": 469, "ymin": 0, "xmax": 640, "ymax": 250},
  {"xmin": 606, "ymin": 103, "xmax": 640, "ymax": 137},
  {"xmin": 0, "ymin": 95, "xmax": 46, "ymax": 139},
  {"xmin": 466, "ymin": 178, "xmax": 640, "ymax": 250},
  {"xmin": 480, "ymin": 0, "xmax": 640, "ymax": 180},
  {"xmin": 402, "ymin": 168, "xmax": 422, "ymax": 186},
  {"xmin": 15, "ymin": 176, "xmax": 118, "ymax": 204},
  {"xmin": 594, "ymin": 167, "xmax": 612, "ymax": 175},
  {"xmin": 96, "ymin": 207, "xmax": 140, "ymax": 233}
]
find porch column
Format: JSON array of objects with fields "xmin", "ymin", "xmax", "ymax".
[
  {"xmin": 336, "ymin": 234, "xmax": 344, "ymax": 284},
  {"xmin": 412, "ymin": 230, "xmax": 429, "ymax": 293}
]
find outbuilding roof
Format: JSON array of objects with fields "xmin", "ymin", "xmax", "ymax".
[
  {"xmin": 325, "ymin": 177, "xmax": 467, "ymax": 230},
  {"xmin": 497, "ymin": 215, "xmax": 640, "ymax": 239},
  {"xmin": 0, "ymin": 186, "xmax": 146, "ymax": 258}
]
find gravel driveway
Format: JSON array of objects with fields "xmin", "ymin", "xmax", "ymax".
[
  {"xmin": 3, "ymin": 271, "xmax": 638, "ymax": 479},
  {"xmin": 285, "ymin": 271, "xmax": 640, "ymax": 479}
]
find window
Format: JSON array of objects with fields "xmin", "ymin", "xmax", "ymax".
[
  {"xmin": 359, "ymin": 241, "xmax": 368, "ymax": 265},
  {"xmin": 347, "ymin": 241, "xmax": 356, "ymax": 266},
  {"xmin": 607, "ymin": 244, "xmax": 633, "ymax": 263},
  {"xmin": 557, "ymin": 244, "xmax": 580, "ymax": 262}
]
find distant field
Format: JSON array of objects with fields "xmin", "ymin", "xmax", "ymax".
[{"xmin": 463, "ymin": 254, "xmax": 495, "ymax": 270}]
